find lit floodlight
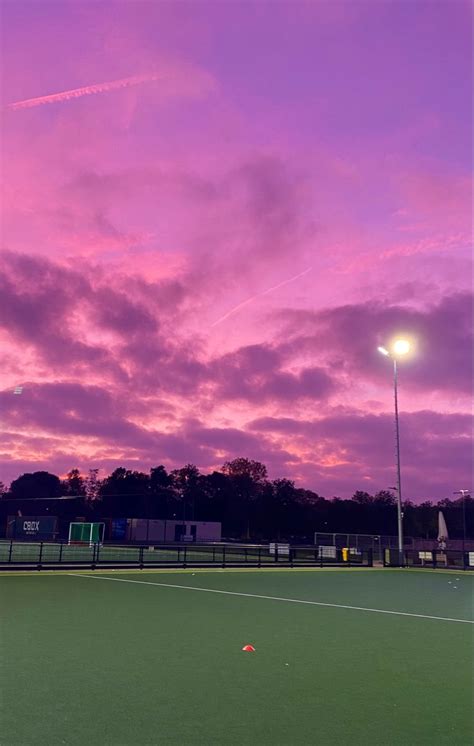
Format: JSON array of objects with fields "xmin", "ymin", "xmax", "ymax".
[
  {"xmin": 377, "ymin": 335, "xmax": 414, "ymax": 561},
  {"xmin": 392, "ymin": 339, "xmax": 410, "ymax": 356}
]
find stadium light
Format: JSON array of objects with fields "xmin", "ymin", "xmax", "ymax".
[
  {"xmin": 378, "ymin": 339, "xmax": 413, "ymax": 564},
  {"xmin": 392, "ymin": 339, "xmax": 410, "ymax": 356}
]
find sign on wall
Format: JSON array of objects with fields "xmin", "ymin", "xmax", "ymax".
[
  {"xmin": 111, "ymin": 519, "xmax": 127, "ymax": 540},
  {"xmin": 7, "ymin": 516, "xmax": 58, "ymax": 541}
]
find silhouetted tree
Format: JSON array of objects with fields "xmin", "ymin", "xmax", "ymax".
[
  {"xmin": 201, "ymin": 471, "xmax": 233, "ymax": 527},
  {"xmin": 222, "ymin": 458, "xmax": 268, "ymax": 539},
  {"xmin": 266, "ymin": 478, "xmax": 297, "ymax": 540},
  {"xmin": 64, "ymin": 469, "xmax": 86, "ymax": 496},
  {"xmin": 373, "ymin": 490, "xmax": 396, "ymax": 506},
  {"xmin": 149, "ymin": 466, "xmax": 174, "ymax": 519},
  {"xmin": 84, "ymin": 469, "xmax": 101, "ymax": 501},
  {"xmin": 99, "ymin": 468, "xmax": 149, "ymax": 516},
  {"xmin": 10, "ymin": 471, "xmax": 62, "ymax": 499},
  {"xmin": 352, "ymin": 491, "xmax": 373, "ymax": 505},
  {"xmin": 170, "ymin": 465, "xmax": 201, "ymax": 522},
  {"xmin": 6, "ymin": 462, "xmax": 471, "ymax": 542}
]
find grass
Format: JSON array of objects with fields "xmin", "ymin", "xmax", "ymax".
[{"xmin": 1, "ymin": 568, "xmax": 473, "ymax": 745}]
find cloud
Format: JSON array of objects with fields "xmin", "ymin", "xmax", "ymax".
[
  {"xmin": 0, "ymin": 383, "xmax": 292, "ymax": 481},
  {"xmin": 211, "ymin": 344, "xmax": 336, "ymax": 403},
  {"xmin": 248, "ymin": 409, "xmax": 473, "ymax": 500},
  {"xmin": 2, "ymin": 386, "xmax": 470, "ymax": 500},
  {"xmin": 0, "ymin": 250, "xmax": 182, "ymax": 380},
  {"xmin": 277, "ymin": 292, "xmax": 473, "ymax": 395},
  {"xmin": 1, "ymin": 249, "xmax": 471, "ymax": 500}
]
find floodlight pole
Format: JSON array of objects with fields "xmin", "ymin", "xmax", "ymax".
[
  {"xmin": 379, "ymin": 344, "xmax": 407, "ymax": 565},
  {"xmin": 393, "ymin": 358, "xmax": 404, "ymax": 561},
  {"xmin": 462, "ymin": 494, "xmax": 466, "ymax": 554},
  {"xmin": 454, "ymin": 490, "xmax": 470, "ymax": 554}
]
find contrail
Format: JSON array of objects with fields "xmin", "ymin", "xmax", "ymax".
[
  {"xmin": 211, "ymin": 267, "xmax": 313, "ymax": 327},
  {"xmin": 5, "ymin": 73, "xmax": 162, "ymax": 111}
]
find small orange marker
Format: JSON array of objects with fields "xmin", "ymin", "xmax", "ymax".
[{"xmin": 242, "ymin": 644, "xmax": 256, "ymax": 652}]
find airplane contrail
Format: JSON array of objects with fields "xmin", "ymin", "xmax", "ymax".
[
  {"xmin": 5, "ymin": 73, "xmax": 163, "ymax": 111},
  {"xmin": 210, "ymin": 266, "xmax": 313, "ymax": 327}
]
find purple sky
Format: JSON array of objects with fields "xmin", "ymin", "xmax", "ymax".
[{"xmin": 1, "ymin": 1, "xmax": 472, "ymax": 500}]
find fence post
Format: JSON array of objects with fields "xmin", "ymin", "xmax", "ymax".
[
  {"xmin": 96, "ymin": 542, "xmax": 101, "ymax": 567},
  {"xmin": 139, "ymin": 546, "xmax": 144, "ymax": 569},
  {"xmin": 275, "ymin": 544, "xmax": 279, "ymax": 563},
  {"xmin": 59, "ymin": 541, "xmax": 63, "ymax": 564},
  {"xmin": 258, "ymin": 546, "xmax": 261, "ymax": 567},
  {"xmin": 8, "ymin": 541, "xmax": 13, "ymax": 563},
  {"xmin": 367, "ymin": 548, "xmax": 373, "ymax": 567},
  {"xmin": 38, "ymin": 542, "xmax": 44, "ymax": 570},
  {"xmin": 92, "ymin": 543, "xmax": 97, "ymax": 569},
  {"xmin": 222, "ymin": 545, "xmax": 226, "ymax": 568},
  {"xmin": 184, "ymin": 545, "xmax": 187, "ymax": 567}
]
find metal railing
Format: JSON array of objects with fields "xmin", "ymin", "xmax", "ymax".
[
  {"xmin": 0, "ymin": 541, "xmax": 373, "ymax": 570},
  {"xmin": 383, "ymin": 548, "xmax": 473, "ymax": 570},
  {"xmin": 314, "ymin": 532, "xmax": 415, "ymax": 561}
]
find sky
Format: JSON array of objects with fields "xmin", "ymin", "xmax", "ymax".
[{"xmin": 0, "ymin": 0, "xmax": 472, "ymax": 501}]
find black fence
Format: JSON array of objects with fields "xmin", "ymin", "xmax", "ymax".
[
  {"xmin": 0, "ymin": 541, "xmax": 373, "ymax": 570},
  {"xmin": 383, "ymin": 548, "xmax": 473, "ymax": 570}
]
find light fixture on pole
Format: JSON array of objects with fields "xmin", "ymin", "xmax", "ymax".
[{"xmin": 378, "ymin": 338, "xmax": 411, "ymax": 564}]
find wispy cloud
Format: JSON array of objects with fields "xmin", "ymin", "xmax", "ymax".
[
  {"xmin": 210, "ymin": 267, "xmax": 313, "ymax": 327},
  {"xmin": 5, "ymin": 73, "xmax": 163, "ymax": 111}
]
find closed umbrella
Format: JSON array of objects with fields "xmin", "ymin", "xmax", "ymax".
[
  {"xmin": 438, "ymin": 511, "xmax": 449, "ymax": 541},
  {"xmin": 437, "ymin": 511, "xmax": 449, "ymax": 555}
]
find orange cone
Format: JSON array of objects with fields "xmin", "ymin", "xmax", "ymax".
[{"xmin": 242, "ymin": 644, "xmax": 256, "ymax": 652}]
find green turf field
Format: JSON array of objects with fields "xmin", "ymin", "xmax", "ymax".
[{"xmin": 1, "ymin": 568, "xmax": 473, "ymax": 745}]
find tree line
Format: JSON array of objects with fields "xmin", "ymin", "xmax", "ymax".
[{"xmin": 1, "ymin": 458, "xmax": 472, "ymax": 541}]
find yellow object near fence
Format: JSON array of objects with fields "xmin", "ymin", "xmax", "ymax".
[{"xmin": 342, "ymin": 547, "xmax": 349, "ymax": 562}]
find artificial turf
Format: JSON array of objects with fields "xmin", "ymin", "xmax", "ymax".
[{"xmin": 1, "ymin": 568, "xmax": 473, "ymax": 745}]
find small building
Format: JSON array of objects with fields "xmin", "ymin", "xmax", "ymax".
[{"xmin": 125, "ymin": 518, "xmax": 221, "ymax": 543}]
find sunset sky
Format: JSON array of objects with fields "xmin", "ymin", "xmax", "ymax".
[{"xmin": 1, "ymin": 1, "xmax": 472, "ymax": 500}]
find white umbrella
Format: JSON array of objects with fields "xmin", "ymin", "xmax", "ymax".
[{"xmin": 438, "ymin": 511, "xmax": 449, "ymax": 541}]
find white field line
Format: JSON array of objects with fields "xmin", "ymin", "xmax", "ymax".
[{"xmin": 68, "ymin": 573, "xmax": 474, "ymax": 625}]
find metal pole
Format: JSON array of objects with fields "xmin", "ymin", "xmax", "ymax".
[
  {"xmin": 393, "ymin": 359, "xmax": 404, "ymax": 561},
  {"xmin": 454, "ymin": 490, "xmax": 470, "ymax": 556},
  {"xmin": 462, "ymin": 492, "xmax": 466, "ymax": 555},
  {"xmin": 164, "ymin": 493, "xmax": 168, "ymax": 542}
]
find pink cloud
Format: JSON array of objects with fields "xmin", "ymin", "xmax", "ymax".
[{"xmin": 277, "ymin": 293, "xmax": 473, "ymax": 396}]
